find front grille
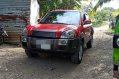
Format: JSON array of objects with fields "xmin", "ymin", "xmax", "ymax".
[{"xmin": 31, "ymin": 30, "xmax": 56, "ymax": 38}]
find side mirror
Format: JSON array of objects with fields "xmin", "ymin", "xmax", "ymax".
[
  {"xmin": 37, "ymin": 18, "xmax": 41, "ymax": 23},
  {"xmin": 84, "ymin": 20, "xmax": 91, "ymax": 25}
]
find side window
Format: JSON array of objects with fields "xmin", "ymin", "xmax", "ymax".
[
  {"xmin": 83, "ymin": 13, "xmax": 91, "ymax": 25},
  {"xmin": 83, "ymin": 14, "xmax": 86, "ymax": 21},
  {"xmin": 85, "ymin": 14, "xmax": 90, "ymax": 20},
  {"xmin": 83, "ymin": 14, "xmax": 89, "ymax": 21}
]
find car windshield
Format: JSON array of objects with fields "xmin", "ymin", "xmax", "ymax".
[{"xmin": 40, "ymin": 11, "xmax": 80, "ymax": 25}]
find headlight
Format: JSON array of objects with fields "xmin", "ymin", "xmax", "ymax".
[
  {"xmin": 21, "ymin": 36, "xmax": 27, "ymax": 42},
  {"xmin": 22, "ymin": 28, "xmax": 27, "ymax": 35},
  {"xmin": 117, "ymin": 38, "xmax": 119, "ymax": 46},
  {"xmin": 58, "ymin": 30, "xmax": 74, "ymax": 45},
  {"xmin": 21, "ymin": 28, "xmax": 27, "ymax": 42},
  {"xmin": 60, "ymin": 30, "xmax": 74, "ymax": 38},
  {"xmin": 58, "ymin": 39, "xmax": 68, "ymax": 45}
]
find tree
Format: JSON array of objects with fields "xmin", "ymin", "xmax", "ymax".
[
  {"xmin": 91, "ymin": 9, "xmax": 112, "ymax": 27},
  {"xmin": 103, "ymin": 7, "xmax": 115, "ymax": 12},
  {"xmin": 95, "ymin": 9, "xmax": 112, "ymax": 21},
  {"xmin": 112, "ymin": 9, "xmax": 119, "ymax": 17},
  {"xmin": 90, "ymin": 0, "xmax": 111, "ymax": 17},
  {"xmin": 38, "ymin": 0, "xmax": 81, "ymax": 17},
  {"xmin": 79, "ymin": 1, "xmax": 93, "ymax": 14},
  {"xmin": 37, "ymin": 0, "xmax": 112, "ymax": 17}
]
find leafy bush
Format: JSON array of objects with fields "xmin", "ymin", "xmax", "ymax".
[
  {"xmin": 91, "ymin": 9, "xmax": 112, "ymax": 27},
  {"xmin": 92, "ymin": 20, "xmax": 103, "ymax": 27},
  {"xmin": 92, "ymin": 20, "xmax": 107, "ymax": 27}
]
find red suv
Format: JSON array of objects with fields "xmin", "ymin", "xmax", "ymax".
[{"xmin": 21, "ymin": 10, "xmax": 94, "ymax": 64}]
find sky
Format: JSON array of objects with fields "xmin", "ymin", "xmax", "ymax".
[{"xmin": 101, "ymin": 0, "xmax": 119, "ymax": 9}]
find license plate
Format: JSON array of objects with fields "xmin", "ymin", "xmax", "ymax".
[{"xmin": 36, "ymin": 39, "xmax": 51, "ymax": 50}]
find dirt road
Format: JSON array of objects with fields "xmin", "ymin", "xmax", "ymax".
[{"xmin": 0, "ymin": 26, "xmax": 113, "ymax": 79}]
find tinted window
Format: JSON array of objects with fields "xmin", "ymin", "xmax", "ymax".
[{"xmin": 40, "ymin": 11, "xmax": 80, "ymax": 25}]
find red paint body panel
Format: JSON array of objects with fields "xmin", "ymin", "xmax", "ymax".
[
  {"xmin": 27, "ymin": 24, "xmax": 83, "ymax": 38},
  {"xmin": 26, "ymin": 10, "xmax": 93, "ymax": 40}
]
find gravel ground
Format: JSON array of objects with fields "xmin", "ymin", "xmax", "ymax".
[{"xmin": 0, "ymin": 26, "xmax": 113, "ymax": 79}]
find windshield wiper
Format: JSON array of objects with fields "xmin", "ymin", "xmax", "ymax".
[
  {"xmin": 39, "ymin": 22, "xmax": 72, "ymax": 25},
  {"xmin": 39, "ymin": 22, "xmax": 48, "ymax": 24},
  {"xmin": 53, "ymin": 22, "xmax": 68, "ymax": 25}
]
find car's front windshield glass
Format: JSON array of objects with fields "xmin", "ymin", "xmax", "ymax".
[{"xmin": 40, "ymin": 11, "xmax": 80, "ymax": 25}]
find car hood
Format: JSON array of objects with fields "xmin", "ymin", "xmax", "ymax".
[{"xmin": 32, "ymin": 24, "xmax": 78, "ymax": 32}]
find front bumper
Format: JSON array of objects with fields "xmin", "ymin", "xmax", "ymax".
[{"xmin": 22, "ymin": 37, "xmax": 79, "ymax": 53}]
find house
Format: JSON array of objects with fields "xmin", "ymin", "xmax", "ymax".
[{"xmin": 0, "ymin": 0, "xmax": 39, "ymax": 44}]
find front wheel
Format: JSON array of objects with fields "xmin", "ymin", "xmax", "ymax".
[
  {"xmin": 113, "ymin": 65, "xmax": 118, "ymax": 71},
  {"xmin": 71, "ymin": 42, "xmax": 83, "ymax": 64},
  {"xmin": 0, "ymin": 36, "xmax": 3, "ymax": 45},
  {"xmin": 87, "ymin": 35, "xmax": 93, "ymax": 48},
  {"xmin": 25, "ymin": 49, "xmax": 38, "ymax": 57}
]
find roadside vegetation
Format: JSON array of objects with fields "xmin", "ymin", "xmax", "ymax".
[
  {"xmin": 104, "ymin": 28, "xmax": 114, "ymax": 33},
  {"xmin": 92, "ymin": 8, "xmax": 114, "ymax": 27},
  {"xmin": 38, "ymin": 0, "xmax": 111, "ymax": 16},
  {"xmin": 37, "ymin": 0, "xmax": 119, "ymax": 27}
]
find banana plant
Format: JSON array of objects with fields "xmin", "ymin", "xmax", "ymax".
[
  {"xmin": 90, "ymin": 0, "xmax": 111, "ymax": 17},
  {"xmin": 112, "ymin": 9, "xmax": 119, "ymax": 17},
  {"xmin": 37, "ymin": 0, "xmax": 111, "ymax": 17},
  {"xmin": 37, "ymin": 0, "xmax": 82, "ymax": 16}
]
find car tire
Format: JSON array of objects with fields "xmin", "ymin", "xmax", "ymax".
[
  {"xmin": 113, "ymin": 65, "xmax": 118, "ymax": 71},
  {"xmin": 71, "ymin": 42, "xmax": 83, "ymax": 64},
  {"xmin": 87, "ymin": 35, "xmax": 93, "ymax": 48},
  {"xmin": 0, "ymin": 37, "xmax": 3, "ymax": 45},
  {"xmin": 25, "ymin": 49, "xmax": 38, "ymax": 57}
]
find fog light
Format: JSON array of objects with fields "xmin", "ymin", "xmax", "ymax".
[
  {"xmin": 22, "ymin": 36, "xmax": 27, "ymax": 42},
  {"xmin": 58, "ymin": 39, "xmax": 68, "ymax": 45},
  {"xmin": 117, "ymin": 38, "xmax": 119, "ymax": 46}
]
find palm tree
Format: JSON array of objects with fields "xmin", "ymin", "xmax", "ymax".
[
  {"xmin": 90, "ymin": 0, "xmax": 111, "ymax": 17},
  {"xmin": 112, "ymin": 9, "xmax": 119, "ymax": 17}
]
